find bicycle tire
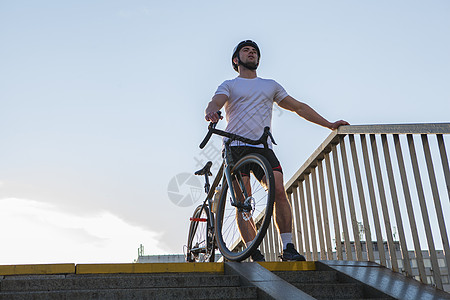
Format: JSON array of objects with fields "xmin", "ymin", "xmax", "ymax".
[
  {"xmin": 187, "ymin": 204, "xmax": 215, "ymax": 262},
  {"xmin": 215, "ymin": 153, "xmax": 275, "ymax": 261}
]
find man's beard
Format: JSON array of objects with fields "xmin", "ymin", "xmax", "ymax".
[{"xmin": 239, "ymin": 60, "xmax": 258, "ymax": 70}]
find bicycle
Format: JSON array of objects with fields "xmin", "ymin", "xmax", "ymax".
[{"xmin": 186, "ymin": 112, "xmax": 276, "ymax": 262}]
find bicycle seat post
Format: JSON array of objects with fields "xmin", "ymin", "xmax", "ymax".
[
  {"xmin": 204, "ymin": 173, "xmax": 210, "ymax": 194},
  {"xmin": 194, "ymin": 161, "xmax": 213, "ymax": 194}
]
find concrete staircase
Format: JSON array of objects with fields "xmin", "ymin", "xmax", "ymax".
[{"xmin": 0, "ymin": 261, "xmax": 449, "ymax": 300}]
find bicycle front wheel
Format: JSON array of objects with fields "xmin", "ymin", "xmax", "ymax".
[
  {"xmin": 215, "ymin": 153, "xmax": 275, "ymax": 261},
  {"xmin": 187, "ymin": 204, "xmax": 215, "ymax": 262}
]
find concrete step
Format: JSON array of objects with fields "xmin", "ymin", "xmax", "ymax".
[
  {"xmin": 274, "ymin": 270, "xmax": 365, "ymax": 298},
  {"xmin": 294, "ymin": 282, "xmax": 364, "ymax": 299},
  {"xmin": 0, "ymin": 272, "xmax": 258, "ymax": 300},
  {"xmin": 0, "ymin": 286, "xmax": 259, "ymax": 300},
  {"xmin": 272, "ymin": 270, "xmax": 394, "ymax": 299},
  {"xmin": 1, "ymin": 273, "xmax": 241, "ymax": 291},
  {"xmin": 338, "ymin": 299, "xmax": 393, "ymax": 300},
  {"xmin": 273, "ymin": 270, "xmax": 338, "ymax": 283}
]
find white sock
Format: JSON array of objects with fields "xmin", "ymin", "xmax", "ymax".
[
  {"xmin": 246, "ymin": 240, "xmax": 254, "ymax": 247},
  {"xmin": 280, "ymin": 232, "xmax": 292, "ymax": 250}
]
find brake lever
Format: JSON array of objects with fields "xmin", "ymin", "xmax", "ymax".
[
  {"xmin": 264, "ymin": 127, "xmax": 277, "ymax": 145},
  {"xmin": 208, "ymin": 111, "xmax": 222, "ymax": 129}
]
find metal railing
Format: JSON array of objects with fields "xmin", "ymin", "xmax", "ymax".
[{"xmin": 259, "ymin": 123, "xmax": 450, "ymax": 290}]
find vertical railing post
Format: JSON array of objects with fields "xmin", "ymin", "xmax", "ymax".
[
  {"xmin": 421, "ymin": 134, "xmax": 450, "ymax": 280},
  {"xmin": 305, "ymin": 175, "xmax": 318, "ymax": 261},
  {"xmin": 436, "ymin": 134, "xmax": 450, "ymax": 201},
  {"xmin": 291, "ymin": 185, "xmax": 304, "ymax": 255},
  {"xmin": 261, "ymin": 228, "xmax": 269, "ymax": 259},
  {"xmin": 332, "ymin": 143, "xmax": 353, "ymax": 260},
  {"xmin": 370, "ymin": 134, "xmax": 398, "ymax": 271},
  {"xmin": 340, "ymin": 135, "xmax": 363, "ymax": 261},
  {"xmin": 325, "ymin": 151, "xmax": 343, "ymax": 260},
  {"xmin": 361, "ymin": 134, "xmax": 387, "ymax": 266},
  {"xmin": 299, "ymin": 180, "xmax": 311, "ymax": 261},
  {"xmin": 349, "ymin": 134, "xmax": 375, "ymax": 261},
  {"xmin": 286, "ymin": 192, "xmax": 296, "ymax": 250},
  {"xmin": 273, "ymin": 220, "xmax": 281, "ymax": 260},
  {"xmin": 407, "ymin": 134, "xmax": 443, "ymax": 289},
  {"xmin": 318, "ymin": 158, "xmax": 334, "ymax": 259},
  {"xmin": 266, "ymin": 219, "xmax": 275, "ymax": 261},
  {"xmin": 381, "ymin": 134, "xmax": 411, "ymax": 276},
  {"xmin": 312, "ymin": 167, "xmax": 327, "ymax": 260},
  {"xmin": 393, "ymin": 134, "xmax": 427, "ymax": 282}
]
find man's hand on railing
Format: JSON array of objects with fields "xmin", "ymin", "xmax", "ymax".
[{"xmin": 330, "ymin": 120, "xmax": 350, "ymax": 130}]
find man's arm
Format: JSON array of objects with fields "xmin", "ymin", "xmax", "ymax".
[
  {"xmin": 205, "ymin": 94, "xmax": 228, "ymax": 122},
  {"xmin": 278, "ymin": 96, "xmax": 349, "ymax": 130}
]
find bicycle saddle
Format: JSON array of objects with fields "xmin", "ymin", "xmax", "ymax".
[{"xmin": 194, "ymin": 161, "xmax": 213, "ymax": 176}]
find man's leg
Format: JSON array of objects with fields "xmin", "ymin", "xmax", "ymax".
[
  {"xmin": 273, "ymin": 171, "xmax": 306, "ymax": 261},
  {"xmin": 273, "ymin": 171, "xmax": 292, "ymax": 234}
]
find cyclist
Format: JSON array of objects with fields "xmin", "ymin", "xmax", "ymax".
[{"xmin": 205, "ymin": 40, "xmax": 349, "ymax": 262}]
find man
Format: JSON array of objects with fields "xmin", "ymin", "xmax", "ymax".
[{"xmin": 205, "ymin": 40, "xmax": 349, "ymax": 261}]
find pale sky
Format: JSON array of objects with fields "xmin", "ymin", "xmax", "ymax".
[{"xmin": 1, "ymin": 1, "xmax": 449, "ymax": 264}]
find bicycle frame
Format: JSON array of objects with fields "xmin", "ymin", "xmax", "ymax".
[
  {"xmin": 200, "ymin": 123, "xmax": 275, "ymax": 212},
  {"xmin": 222, "ymin": 140, "xmax": 253, "ymax": 212}
]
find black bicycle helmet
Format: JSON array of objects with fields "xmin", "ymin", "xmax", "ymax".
[{"xmin": 232, "ymin": 40, "xmax": 261, "ymax": 72}]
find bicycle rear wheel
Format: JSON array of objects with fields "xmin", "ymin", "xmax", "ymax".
[
  {"xmin": 215, "ymin": 153, "xmax": 275, "ymax": 261},
  {"xmin": 187, "ymin": 204, "xmax": 215, "ymax": 262}
]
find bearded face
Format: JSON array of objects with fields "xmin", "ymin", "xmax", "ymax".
[{"xmin": 236, "ymin": 46, "xmax": 259, "ymax": 70}]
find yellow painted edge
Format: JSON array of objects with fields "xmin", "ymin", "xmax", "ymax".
[
  {"xmin": 0, "ymin": 261, "xmax": 312, "ymax": 275},
  {"xmin": 257, "ymin": 261, "xmax": 316, "ymax": 271},
  {"xmin": 76, "ymin": 262, "xmax": 225, "ymax": 274},
  {"xmin": 0, "ymin": 264, "xmax": 76, "ymax": 276}
]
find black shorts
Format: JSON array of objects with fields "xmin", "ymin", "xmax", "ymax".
[{"xmin": 229, "ymin": 146, "xmax": 282, "ymax": 181}]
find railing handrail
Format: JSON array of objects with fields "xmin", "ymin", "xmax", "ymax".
[
  {"xmin": 285, "ymin": 123, "xmax": 450, "ymax": 192},
  {"xmin": 337, "ymin": 122, "xmax": 450, "ymax": 135}
]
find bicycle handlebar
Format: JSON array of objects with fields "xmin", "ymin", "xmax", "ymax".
[
  {"xmin": 199, "ymin": 111, "xmax": 222, "ymax": 149},
  {"xmin": 199, "ymin": 111, "xmax": 277, "ymax": 149}
]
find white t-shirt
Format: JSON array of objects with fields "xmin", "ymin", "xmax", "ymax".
[{"xmin": 214, "ymin": 77, "xmax": 288, "ymax": 148}]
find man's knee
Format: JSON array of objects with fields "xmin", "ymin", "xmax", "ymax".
[{"xmin": 275, "ymin": 183, "xmax": 285, "ymax": 196}]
